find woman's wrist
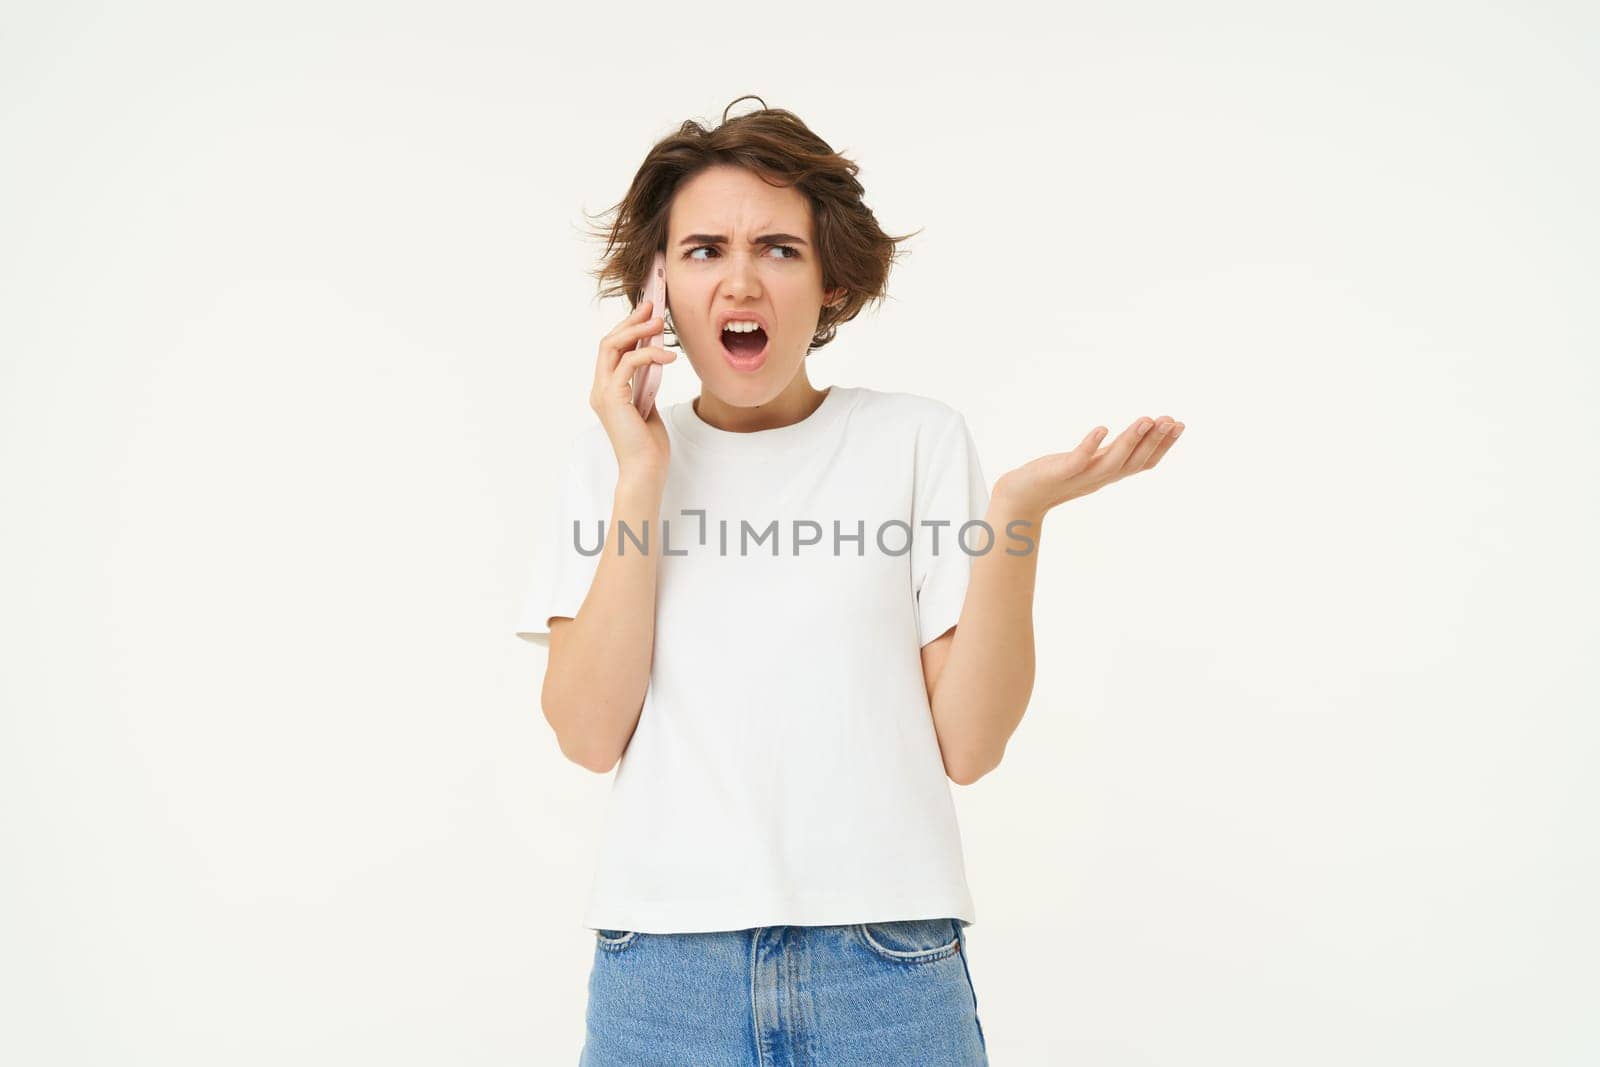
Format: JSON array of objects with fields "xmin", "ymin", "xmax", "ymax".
[{"xmin": 990, "ymin": 481, "xmax": 1049, "ymax": 539}]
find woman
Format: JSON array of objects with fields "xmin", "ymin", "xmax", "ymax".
[{"xmin": 516, "ymin": 96, "xmax": 1184, "ymax": 1065}]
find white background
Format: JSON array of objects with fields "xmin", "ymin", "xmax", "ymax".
[{"xmin": 3, "ymin": 2, "xmax": 1595, "ymax": 1063}]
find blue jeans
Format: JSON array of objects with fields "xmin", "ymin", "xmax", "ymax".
[{"xmin": 579, "ymin": 918, "xmax": 988, "ymax": 1065}]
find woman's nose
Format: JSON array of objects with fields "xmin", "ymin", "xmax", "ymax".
[{"xmin": 722, "ymin": 254, "xmax": 762, "ymax": 298}]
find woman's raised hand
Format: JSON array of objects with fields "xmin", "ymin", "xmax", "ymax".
[
  {"xmin": 590, "ymin": 298, "xmax": 678, "ymax": 483},
  {"xmin": 994, "ymin": 415, "xmax": 1186, "ymax": 518}
]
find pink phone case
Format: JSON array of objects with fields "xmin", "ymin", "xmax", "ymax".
[{"xmin": 631, "ymin": 251, "xmax": 666, "ymax": 419}]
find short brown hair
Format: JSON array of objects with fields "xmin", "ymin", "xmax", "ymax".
[{"xmin": 582, "ymin": 95, "xmax": 921, "ymax": 353}]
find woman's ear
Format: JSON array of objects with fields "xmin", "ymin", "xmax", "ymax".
[{"xmin": 824, "ymin": 287, "xmax": 847, "ymax": 309}]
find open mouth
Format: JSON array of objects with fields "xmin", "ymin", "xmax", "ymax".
[{"xmin": 720, "ymin": 325, "xmax": 769, "ymax": 359}]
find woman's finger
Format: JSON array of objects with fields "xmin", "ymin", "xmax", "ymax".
[
  {"xmin": 600, "ymin": 348, "xmax": 655, "ymax": 406},
  {"xmin": 600, "ymin": 311, "xmax": 665, "ymax": 355},
  {"xmin": 1080, "ymin": 418, "xmax": 1148, "ymax": 481},
  {"xmin": 606, "ymin": 346, "xmax": 676, "ymax": 395},
  {"xmin": 595, "ymin": 312, "xmax": 666, "ymax": 380},
  {"xmin": 1140, "ymin": 421, "xmax": 1184, "ymax": 470},
  {"xmin": 1063, "ymin": 427, "xmax": 1108, "ymax": 470},
  {"xmin": 600, "ymin": 298, "xmax": 655, "ymax": 347},
  {"xmin": 1124, "ymin": 416, "xmax": 1174, "ymax": 472}
]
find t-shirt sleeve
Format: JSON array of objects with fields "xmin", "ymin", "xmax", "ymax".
[
  {"xmin": 513, "ymin": 429, "xmax": 613, "ymax": 648},
  {"xmin": 910, "ymin": 411, "xmax": 991, "ymax": 648}
]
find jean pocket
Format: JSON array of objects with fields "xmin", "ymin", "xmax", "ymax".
[
  {"xmin": 855, "ymin": 918, "xmax": 962, "ymax": 964},
  {"xmin": 594, "ymin": 929, "xmax": 641, "ymax": 952}
]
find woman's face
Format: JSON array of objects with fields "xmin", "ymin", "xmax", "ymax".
[{"xmin": 664, "ymin": 165, "xmax": 844, "ymax": 408}]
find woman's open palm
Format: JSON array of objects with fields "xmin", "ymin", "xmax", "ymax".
[{"xmin": 995, "ymin": 415, "xmax": 1185, "ymax": 515}]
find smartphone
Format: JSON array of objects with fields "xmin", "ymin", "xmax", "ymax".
[{"xmin": 631, "ymin": 251, "xmax": 667, "ymax": 419}]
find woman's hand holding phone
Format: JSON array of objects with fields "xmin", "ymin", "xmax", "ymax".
[{"xmin": 591, "ymin": 296, "xmax": 677, "ymax": 484}]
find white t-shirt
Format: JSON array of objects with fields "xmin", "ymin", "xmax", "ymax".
[{"xmin": 514, "ymin": 384, "xmax": 991, "ymax": 934}]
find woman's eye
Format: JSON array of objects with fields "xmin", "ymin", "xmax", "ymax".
[{"xmin": 684, "ymin": 245, "xmax": 800, "ymax": 261}]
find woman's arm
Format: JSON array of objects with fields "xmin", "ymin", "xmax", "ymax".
[
  {"xmin": 923, "ymin": 415, "xmax": 1186, "ymax": 784},
  {"xmin": 922, "ymin": 490, "xmax": 1044, "ymax": 785},
  {"xmin": 542, "ymin": 471, "xmax": 665, "ymax": 774}
]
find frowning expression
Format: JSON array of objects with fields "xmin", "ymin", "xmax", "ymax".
[{"xmin": 665, "ymin": 164, "xmax": 844, "ymax": 401}]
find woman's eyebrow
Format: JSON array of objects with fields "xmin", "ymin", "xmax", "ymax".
[{"xmin": 677, "ymin": 233, "xmax": 809, "ymax": 247}]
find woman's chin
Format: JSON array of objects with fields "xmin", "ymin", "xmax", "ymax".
[{"xmin": 687, "ymin": 345, "xmax": 805, "ymax": 403}]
